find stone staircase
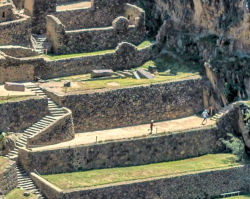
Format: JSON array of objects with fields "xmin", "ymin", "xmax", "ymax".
[
  {"xmin": 210, "ymin": 104, "xmax": 232, "ymax": 121},
  {"xmin": 4, "ymin": 83, "xmax": 67, "ymax": 199},
  {"xmin": 16, "ymin": 164, "xmax": 45, "ymax": 199},
  {"xmin": 32, "ymin": 34, "xmax": 48, "ymax": 55}
]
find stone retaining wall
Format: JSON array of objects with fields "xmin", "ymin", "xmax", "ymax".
[
  {"xmin": 0, "ymin": 160, "xmax": 18, "ymax": 195},
  {"xmin": 27, "ymin": 108, "xmax": 75, "ymax": 147},
  {"xmin": 47, "ymin": 9, "xmax": 146, "ymax": 54},
  {"xmin": 0, "ymin": 42, "xmax": 153, "ymax": 83},
  {"xmin": 0, "ymin": 97, "xmax": 48, "ymax": 132},
  {"xmin": 45, "ymin": 78, "xmax": 204, "ymax": 132},
  {"xmin": 54, "ymin": 6, "xmax": 121, "ymax": 30},
  {"xmin": 0, "ymin": 46, "xmax": 38, "ymax": 58},
  {"xmin": 62, "ymin": 166, "xmax": 250, "ymax": 199},
  {"xmin": 0, "ymin": 14, "xmax": 31, "ymax": 46},
  {"xmin": 29, "ymin": 165, "xmax": 250, "ymax": 199},
  {"xmin": 18, "ymin": 107, "xmax": 238, "ymax": 175}
]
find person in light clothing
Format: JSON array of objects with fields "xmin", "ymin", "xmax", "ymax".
[{"xmin": 201, "ymin": 109, "xmax": 208, "ymax": 125}]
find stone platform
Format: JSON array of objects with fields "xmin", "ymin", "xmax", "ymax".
[{"xmin": 32, "ymin": 115, "xmax": 215, "ymax": 151}]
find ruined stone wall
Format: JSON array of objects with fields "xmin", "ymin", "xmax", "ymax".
[
  {"xmin": 0, "ymin": 160, "xmax": 18, "ymax": 195},
  {"xmin": 50, "ymin": 78, "xmax": 203, "ymax": 132},
  {"xmin": 18, "ymin": 107, "xmax": 238, "ymax": 175},
  {"xmin": 0, "ymin": 14, "xmax": 31, "ymax": 46},
  {"xmin": 12, "ymin": 0, "xmax": 24, "ymax": 10},
  {"xmin": 0, "ymin": 46, "xmax": 38, "ymax": 58},
  {"xmin": 0, "ymin": 3, "xmax": 13, "ymax": 22},
  {"xmin": 46, "ymin": 15, "xmax": 65, "ymax": 53},
  {"xmin": 62, "ymin": 166, "xmax": 250, "ymax": 199},
  {"xmin": 0, "ymin": 97, "xmax": 48, "ymax": 132},
  {"xmin": 36, "ymin": 43, "xmax": 153, "ymax": 79},
  {"xmin": 56, "ymin": 0, "xmax": 82, "ymax": 3},
  {"xmin": 47, "ymin": 13, "xmax": 146, "ymax": 54},
  {"xmin": 27, "ymin": 108, "xmax": 75, "ymax": 147},
  {"xmin": 25, "ymin": 0, "xmax": 57, "ymax": 34},
  {"xmin": 0, "ymin": 54, "xmax": 39, "ymax": 84},
  {"xmin": 54, "ymin": 7, "xmax": 122, "ymax": 30},
  {"xmin": 0, "ymin": 43, "xmax": 153, "ymax": 83}
]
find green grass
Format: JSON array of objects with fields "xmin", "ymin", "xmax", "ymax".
[
  {"xmin": 216, "ymin": 194, "xmax": 250, "ymax": 199},
  {"xmin": 6, "ymin": 188, "xmax": 34, "ymax": 199},
  {"xmin": 0, "ymin": 96, "xmax": 36, "ymax": 104},
  {"xmin": 42, "ymin": 154, "xmax": 241, "ymax": 190},
  {"xmin": 43, "ymin": 40, "xmax": 154, "ymax": 60},
  {"xmin": 50, "ymin": 54, "xmax": 201, "ymax": 93},
  {"xmin": 0, "ymin": 156, "xmax": 8, "ymax": 172}
]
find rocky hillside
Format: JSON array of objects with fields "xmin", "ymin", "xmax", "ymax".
[{"xmin": 140, "ymin": 0, "xmax": 250, "ymax": 105}]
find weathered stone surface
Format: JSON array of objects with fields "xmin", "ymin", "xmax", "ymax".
[
  {"xmin": 4, "ymin": 82, "xmax": 25, "ymax": 92},
  {"xmin": 91, "ymin": 69, "xmax": 114, "ymax": 78},
  {"xmin": 46, "ymin": 10, "xmax": 146, "ymax": 55},
  {"xmin": 137, "ymin": 68, "xmax": 154, "ymax": 79},
  {"xmin": 27, "ymin": 108, "xmax": 75, "ymax": 147},
  {"xmin": 133, "ymin": 71, "xmax": 140, "ymax": 79},
  {"xmin": 0, "ymin": 97, "xmax": 48, "ymax": 132},
  {"xmin": 148, "ymin": 65, "xmax": 157, "ymax": 73},
  {"xmin": 0, "ymin": 43, "xmax": 154, "ymax": 83},
  {"xmin": 0, "ymin": 160, "xmax": 18, "ymax": 195},
  {"xmin": 64, "ymin": 81, "xmax": 71, "ymax": 87},
  {"xmin": 18, "ymin": 108, "xmax": 237, "ymax": 175},
  {"xmin": 44, "ymin": 78, "xmax": 203, "ymax": 132},
  {"xmin": 112, "ymin": 16, "xmax": 129, "ymax": 31}
]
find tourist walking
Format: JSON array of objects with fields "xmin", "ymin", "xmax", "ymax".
[
  {"xmin": 201, "ymin": 109, "xmax": 208, "ymax": 125},
  {"xmin": 149, "ymin": 120, "xmax": 155, "ymax": 134}
]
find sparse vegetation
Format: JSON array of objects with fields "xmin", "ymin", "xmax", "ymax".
[
  {"xmin": 48, "ymin": 54, "xmax": 201, "ymax": 93},
  {"xmin": 220, "ymin": 134, "xmax": 245, "ymax": 162},
  {"xmin": 0, "ymin": 96, "xmax": 36, "ymax": 104},
  {"xmin": 43, "ymin": 39, "xmax": 154, "ymax": 60},
  {"xmin": 42, "ymin": 154, "xmax": 240, "ymax": 189},
  {"xmin": 6, "ymin": 188, "xmax": 34, "ymax": 199}
]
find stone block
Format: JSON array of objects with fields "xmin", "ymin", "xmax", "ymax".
[
  {"xmin": 4, "ymin": 82, "xmax": 25, "ymax": 92},
  {"xmin": 133, "ymin": 71, "xmax": 140, "ymax": 79},
  {"xmin": 137, "ymin": 68, "xmax": 155, "ymax": 79},
  {"xmin": 148, "ymin": 66, "xmax": 157, "ymax": 74},
  {"xmin": 91, "ymin": 69, "xmax": 114, "ymax": 78},
  {"xmin": 122, "ymin": 71, "xmax": 133, "ymax": 77},
  {"xmin": 64, "ymin": 81, "xmax": 71, "ymax": 87}
]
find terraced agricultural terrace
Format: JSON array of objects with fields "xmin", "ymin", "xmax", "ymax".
[{"xmin": 2, "ymin": 0, "xmax": 250, "ymax": 198}]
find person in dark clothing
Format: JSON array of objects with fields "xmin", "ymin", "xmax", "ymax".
[{"xmin": 149, "ymin": 120, "xmax": 155, "ymax": 134}]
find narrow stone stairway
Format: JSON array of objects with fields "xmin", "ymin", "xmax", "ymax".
[
  {"xmin": 210, "ymin": 104, "xmax": 232, "ymax": 121},
  {"xmin": 16, "ymin": 164, "xmax": 45, "ymax": 199},
  {"xmin": 4, "ymin": 83, "xmax": 66, "ymax": 199},
  {"xmin": 32, "ymin": 34, "xmax": 47, "ymax": 55}
]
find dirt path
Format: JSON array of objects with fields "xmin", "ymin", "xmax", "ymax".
[
  {"xmin": 32, "ymin": 115, "xmax": 215, "ymax": 151},
  {"xmin": 57, "ymin": 1, "xmax": 91, "ymax": 11}
]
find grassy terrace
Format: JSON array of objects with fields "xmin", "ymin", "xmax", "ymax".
[
  {"xmin": 6, "ymin": 188, "xmax": 34, "ymax": 199},
  {"xmin": 42, "ymin": 154, "xmax": 241, "ymax": 189},
  {"xmin": 0, "ymin": 96, "xmax": 36, "ymax": 104},
  {"xmin": 48, "ymin": 55, "xmax": 201, "ymax": 93},
  {"xmin": 43, "ymin": 40, "xmax": 154, "ymax": 60}
]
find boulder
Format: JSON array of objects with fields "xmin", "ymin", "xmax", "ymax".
[
  {"xmin": 148, "ymin": 66, "xmax": 158, "ymax": 74},
  {"xmin": 4, "ymin": 82, "xmax": 25, "ymax": 92},
  {"xmin": 91, "ymin": 69, "xmax": 114, "ymax": 78},
  {"xmin": 137, "ymin": 68, "xmax": 155, "ymax": 79}
]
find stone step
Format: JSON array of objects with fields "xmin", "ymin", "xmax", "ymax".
[
  {"xmin": 28, "ymin": 126, "xmax": 41, "ymax": 131},
  {"xmin": 31, "ymin": 124, "xmax": 46, "ymax": 129},
  {"xmin": 42, "ymin": 117, "xmax": 56, "ymax": 122},
  {"xmin": 8, "ymin": 151, "xmax": 18, "ymax": 156},
  {"xmin": 36, "ymin": 121, "xmax": 51, "ymax": 125},
  {"xmin": 16, "ymin": 142, "xmax": 26, "ymax": 147}
]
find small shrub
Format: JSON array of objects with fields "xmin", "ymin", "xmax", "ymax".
[{"xmin": 220, "ymin": 134, "xmax": 245, "ymax": 162}]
